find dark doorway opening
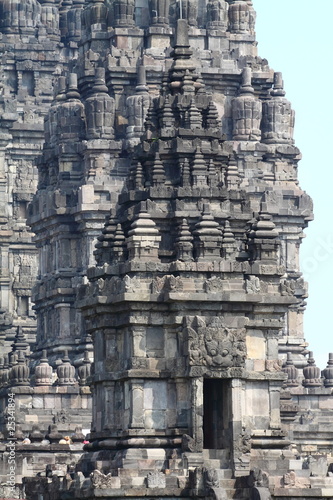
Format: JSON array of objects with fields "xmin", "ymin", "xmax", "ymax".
[{"xmin": 203, "ymin": 378, "xmax": 227, "ymax": 449}]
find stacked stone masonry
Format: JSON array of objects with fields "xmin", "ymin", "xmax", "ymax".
[{"xmin": 0, "ymin": 1, "xmax": 333, "ymax": 500}]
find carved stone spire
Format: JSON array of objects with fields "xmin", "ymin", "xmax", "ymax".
[
  {"xmin": 221, "ymin": 220, "xmax": 237, "ymax": 259},
  {"xmin": 206, "ymin": 0, "xmax": 228, "ymax": 30},
  {"xmin": 247, "ymin": 212, "xmax": 279, "ymax": 262},
  {"xmin": 149, "ymin": 0, "xmax": 170, "ymax": 26},
  {"xmin": 191, "ymin": 147, "xmax": 208, "ymax": 187},
  {"xmin": 262, "ymin": 72, "xmax": 295, "ymax": 144},
  {"xmin": 282, "ymin": 353, "xmax": 299, "ymax": 388},
  {"xmin": 66, "ymin": 0, "xmax": 85, "ymax": 42},
  {"xmin": 114, "ymin": 0, "xmax": 135, "ymax": 27},
  {"xmin": 169, "ymin": 19, "xmax": 195, "ymax": 83},
  {"xmin": 194, "ymin": 205, "xmax": 222, "ymax": 261},
  {"xmin": 82, "ymin": 0, "xmax": 109, "ymax": 35},
  {"xmin": 232, "ymin": 67, "xmax": 262, "ymax": 141},
  {"xmin": 175, "ymin": 219, "xmax": 193, "ymax": 262},
  {"xmin": 10, "ymin": 350, "xmax": 30, "ymax": 386},
  {"xmin": 126, "ymin": 66, "xmax": 150, "ymax": 147},
  {"xmin": 302, "ymin": 351, "xmax": 322, "ymax": 388},
  {"xmin": 85, "ymin": 67, "xmax": 115, "ymax": 140},
  {"xmin": 94, "ymin": 214, "xmax": 118, "ymax": 265},
  {"xmin": 228, "ymin": 0, "xmax": 256, "ymax": 34},
  {"xmin": 0, "ymin": 0, "xmax": 41, "ymax": 34},
  {"xmin": 57, "ymin": 350, "xmax": 76, "ymax": 385},
  {"xmin": 178, "ymin": 0, "xmax": 197, "ymax": 27},
  {"xmin": 127, "ymin": 205, "xmax": 161, "ymax": 262},
  {"xmin": 78, "ymin": 350, "xmax": 91, "ymax": 386},
  {"xmin": 39, "ymin": 0, "xmax": 60, "ymax": 38},
  {"xmin": 323, "ymin": 353, "xmax": 333, "ymax": 388},
  {"xmin": 151, "ymin": 153, "xmax": 166, "ymax": 186},
  {"xmin": 35, "ymin": 349, "xmax": 53, "ymax": 386}
]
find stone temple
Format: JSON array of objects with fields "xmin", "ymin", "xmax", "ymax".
[{"xmin": 0, "ymin": 0, "xmax": 333, "ymax": 499}]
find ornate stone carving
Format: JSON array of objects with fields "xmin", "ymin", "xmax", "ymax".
[
  {"xmin": 90, "ymin": 470, "xmax": 114, "ymax": 488},
  {"xmin": 246, "ymin": 275, "xmax": 260, "ymax": 294},
  {"xmin": 204, "ymin": 276, "xmax": 225, "ymax": 293},
  {"xmin": 183, "ymin": 316, "xmax": 246, "ymax": 369},
  {"xmin": 146, "ymin": 471, "xmax": 166, "ymax": 488}
]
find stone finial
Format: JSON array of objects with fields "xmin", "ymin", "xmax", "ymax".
[
  {"xmin": 85, "ymin": 67, "xmax": 115, "ymax": 140},
  {"xmin": 126, "ymin": 67, "xmax": 150, "ymax": 146},
  {"xmin": 149, "ymin": 0, "xmax": 170, "ymax": 26},
  {"xmin": 262, "ymin": 72, "xmax": 295, "ymax": 144},
  {"xmin": 127, "ymin": 205, "xmax": 161, "ymax": 262},
  {"xmin": 82, "ymin": 0, "xmax": 109, "ymax": 34},
  {"xmin": 228, "ymin": 0, "xmax": 256, "ymax": 34},
  {"xmin": 175, "ymin": 219, "xmax": 194, "ymax": 262},
  {"xmin": 232, "ymin": 68, "xmax": 262, "ymax": 141},
  {"xmin": 208, "ymin": 159, "xmax": 217, "ymax": 187},
  {"xmin": 221, "ymin": 220, "xmax": 237, "ymax": 259},
  {"xmin": 40, "ymin": 0, "xmax": 60, "ymax": 38},
  {"xmin": 78, "ymin": 351, "xmax": 91, "ymax": 386},
  {"xmin": 134, "ymin": 162, "xmax": 145, "ymax": 190},
  {"xmin": 10, "ymin": 350, "xmax": 30, "ymax": 386},
  {"xmin": 170, "ymin": 19, "xmax": 195, "ymax": 79},
  {"xmin": 194, "ymin": 205, "xmax": 222, "ymax": 261},
  {"xmin": 247, "ymin": 213, "xmax": 279, "ymax": 261},
  {"xmin": 66, "ymin": 0, "xmax": 84, "ymax": 42},
  {"xmin": 282, "ymin": 353, "xmax": 299, "ymax": 387},
  {"xmin": 67, "ymin": 73, "xmax": 80, "ymax": 99},
  {"xmin": 323, "ymin": 353, "xmax": 333, "ymax": 387},
  {"xmin": 0, "ymin": 0, "xmax": 41, "ymax": 34},
  {"xmin": 205, "ymin": 101, "xmax": 219, "ymax": 130},
  {"xmin": 111, "ymin": 224, "xmax": 127, "ymax": 263},
  {"xmin": 145, "ymin": 100, "xmax": 158, "ymax": 140},
  {"xmin": 302, "ymin": 352, "xmax": 322, "ymax": 387},
  {"xmin": 29, "ymin": 424, "xmax": 45, "ymax": 442},
  {"xmin": 71, "ymin": 425, "xmax": 85, "ymax": 442},
  {"xmin": 0, "ymin": 357, "xmax": 7, "ymax": 387},
  {"xmin": 47, "ymin": 424, "xmax": 64, "ymax": 443},
  {"xmin": 187, "ymin": 99, "xmax": 202, "ymax": 130},
  {"xmin": 181, "ymin": 159, "xmax": 191, "ymax": 187},
  {"xmin": 178, "ymin": 0, "xmax": 197, "ymax": 27},
  {"xmin": 12, "ymin": 326, "xmax": 29, "ymax": 352},
  {"xmin": 207, "ymin": 0, "xmax": 228, "ymax": 30},
  {"xmin": 114, "ymin": 0, "xmax": 135, "ymax": 27},
  {"xmin": 151, "ymin": 153, "xmax": 166, "ymax": 186},
  {"xmin": 35, "ymin": 349, "xmax": 53, "ymax": 386},
  {"xmin": 57, "ymin": 350, "xmax": 76, "ymax": 385},
  {"xmin": 226, "ymin": 156, "xmax": 240, "ymax": 189},
  {"xmin": 191, "ymin": 147, "xmax": 208, "ymax": 187},
  {"xmin": 94, "ymin": 214, "xmax": 118, "ymax": 265},
  {"xmin": 249, "ymin": 213, "xmax": 279, "ymax": 240}
]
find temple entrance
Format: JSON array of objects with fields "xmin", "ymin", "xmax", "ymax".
[{"xmin": 203, "ymin": 379, "xmax": 228, "ymax": 449}]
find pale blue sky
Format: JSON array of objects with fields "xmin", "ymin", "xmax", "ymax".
[{"xmin": 254, "ymin": 0, "xmax": 333, "ymax": 369}]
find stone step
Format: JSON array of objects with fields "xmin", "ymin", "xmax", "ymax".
[{"xmin": 215, "ymin": 469, "xmax": 233, "ymax": 480}]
